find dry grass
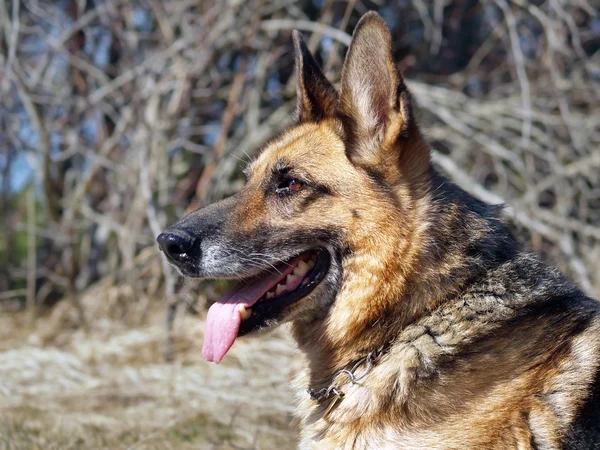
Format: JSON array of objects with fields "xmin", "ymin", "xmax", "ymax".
[{"xmin": 0, "ymin": 294, "xmax": 300, "ymax": 450}]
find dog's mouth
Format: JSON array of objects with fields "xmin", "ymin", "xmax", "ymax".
[{"xmin": 202, "ymin": 249, "xmax": 330, "ymax": 363}]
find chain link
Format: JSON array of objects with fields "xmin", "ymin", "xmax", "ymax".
[{"xmin": 307, "ymin": 346, "xmax": 385, "ymax": 406}]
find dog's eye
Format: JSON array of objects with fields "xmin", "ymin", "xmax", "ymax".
[
  {"xmin": 288, "ymin": 179, "xmax": 303, "ymax": 191},
  {"xmin": 276, "ymin": 178, "xmax": 304, "ymax": 195}
]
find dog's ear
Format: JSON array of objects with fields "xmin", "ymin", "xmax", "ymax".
[
  {"xmin": 293, "ymin": 30, "xmax": 339, "ymax": 123},
  {"xmin": 339, "ymin": 12, "xmax": 421, "ymax": 171}
]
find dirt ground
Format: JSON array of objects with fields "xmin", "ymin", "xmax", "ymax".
[{"xmin": 0, "ymin": 299, "xmax": 301, "ymax": 450}]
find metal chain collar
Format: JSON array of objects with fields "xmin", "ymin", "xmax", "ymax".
[{"xmin": 307, "ymin": 346, "xmax": 386, "ymax": 416}]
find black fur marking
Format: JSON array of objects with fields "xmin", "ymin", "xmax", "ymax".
[
  {"xmin": 428, "ymin": 168, "xmax": 518, "ymax": 268},
  {"xmin": 226, "ymin": 224, "xmax": 343, "ymax": 264},
  {"xmin": 297, "ymin": 187, "xmax": 330, "ymax": 210},
  {"xmin": 363, "ymin": 166, "xmax": 386, "ymax": 189},
  {"xmin": 362, "ymin": 166, "xmax": 401, "ymax": 207},
  {"xmin": 396, "ymin": 90, "xmax": 413, "ymax": 139},
  {"xmin": 530, "ymin": 430, "xmax": 541, "ymax": 450},
  {"xmin": 563, "ymin": 364, "xmax": 600, "ymax": 449},
  {"xmin": 293, "ymin": 30, "xmax": 338, "ymax": 123},
  {"xmin": 273, "ymin": 161, "xmax": 291, "ymax": 175}
]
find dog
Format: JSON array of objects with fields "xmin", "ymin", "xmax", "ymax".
[{"xmin": 157, "ymin": 12, "xmax": 600, "ymax": 449}]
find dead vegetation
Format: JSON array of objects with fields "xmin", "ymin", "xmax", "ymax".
[
  {"xmin": 0, "ymin": 301, "xmax": 300, "ymax": 449},
  {"xmin": 0, "ymin": 0, "xmax": 599, "ymax": 448}
]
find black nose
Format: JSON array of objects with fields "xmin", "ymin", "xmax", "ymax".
[{"xmin": 157, "ymin": 231, "xmax": 196, "ymax": 262}]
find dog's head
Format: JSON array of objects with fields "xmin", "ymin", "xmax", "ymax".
[{"xmin": 157, "ymin": 12, "xmax": 431, "ymax": 363}]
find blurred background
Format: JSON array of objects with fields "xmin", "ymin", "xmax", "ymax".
[{"xmin": 0, "ymin": 0, "xmax": 599, "ymax": 448}]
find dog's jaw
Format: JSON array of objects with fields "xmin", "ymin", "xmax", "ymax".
[{"xmin": 202, "ymin": 249, "xmax": 335, "ymax": 363}]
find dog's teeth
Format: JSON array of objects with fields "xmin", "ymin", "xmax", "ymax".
[
  {"xmin": 296, "ymin": 260, "xmax": 309, "ymax": 275},
  {"xmin": 266, "ymin": 291, "xmax": 275, "ymax": 299},
  {"xmin": 275, "ymin": 284, "xmax": 286, "ymax": 296},
  {"xmin": 286, "ymin": 274, "xmax": 297, "ymax": 285},
  {"xmin": 310, "ymin": 254, "xmax": 317, "ymax": 262},
  {"xmin": 307, "ymin": 259, "xmax": 315, "ymax": 268},
  {"xmin": 239, "ymin": 305, "xmax": 251, "ymax": 320}
]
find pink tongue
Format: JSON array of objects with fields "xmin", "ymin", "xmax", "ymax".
[{"xmin": 202, "ymin": 260, "xmax": 299, "ymax": 363}]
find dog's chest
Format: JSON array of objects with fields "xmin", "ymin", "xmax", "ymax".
[
  {"xmin": 294, "ymin": 367, "xmax": 444, "ymax": 449},
  {"xmin": 295, "ymin": 400, "xmax": 544, "ymax": 450}
]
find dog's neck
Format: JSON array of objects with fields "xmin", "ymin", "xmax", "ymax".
[{"xmin": 291, "ymin": 169, "xmax": 517, "ymax": 388}]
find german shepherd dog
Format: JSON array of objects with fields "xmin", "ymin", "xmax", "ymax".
[{"xmin": 157, "ymin": 12, "xmax": 600, "ymax": 449}]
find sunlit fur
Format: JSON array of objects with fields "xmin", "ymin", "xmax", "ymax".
[{"xmin": 161, "ymin": 12, "xmax": 600, "ymax": 449}]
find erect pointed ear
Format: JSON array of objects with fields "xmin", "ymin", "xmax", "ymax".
[
  {"xmin": 293, "ymin": 30, "xmax": 339, "ymax": 123},
  {"xmin": 339, "ymin": 12, "xmax": 419, "ymax": 169}
]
